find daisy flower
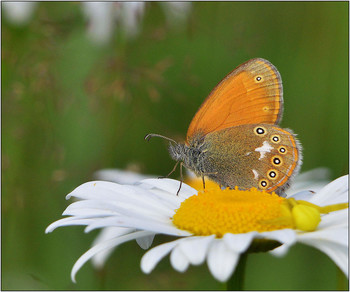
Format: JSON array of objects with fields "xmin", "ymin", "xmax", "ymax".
[
  {"xmin": 90, "ymin": 167, "xmax": 332, "ymax": 268},
  {"xmin": 90, "ymin": 167, "xmax": 333, "ymax": 268},
  {"xmin": 46, "ymin": 171, "xmax": 348, "ymax": 286}
]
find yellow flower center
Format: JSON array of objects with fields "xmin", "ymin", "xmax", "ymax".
[
  {"xmin": 173, "ymin": 187, "xmax": 292, "ymax": 237},
  {"xmin": 172, "ymin": 182, "xmax": 348, "ymax": 237}
]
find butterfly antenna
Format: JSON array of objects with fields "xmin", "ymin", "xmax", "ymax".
[{"xmin": 144, "ymin": 133, "xmax": 178, "ymax": 145}]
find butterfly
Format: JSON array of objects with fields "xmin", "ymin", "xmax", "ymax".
[{"xmin": 146, "ymin": 58, "xmax": 302, "ymax": 196}]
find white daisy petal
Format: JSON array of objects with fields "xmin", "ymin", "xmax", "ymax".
[
  {"xmin": 178, "ymin": 235, "xmax": 215, "ymax": 265},
  {"xmin": 45, "ymin": 217, "xmax": 96, "ymax": 233},
  {"xmin": 136, "ymin": 234, "xmax": 156, "ymax": 250},
  {"xmin": 298, "ymin": 226, "xmax": 347, "ymax": 246},
  {"xmin": 91, "ymin": 227, "xmax": 134, "ymax": 268},
  {"xmin": 141, "ymin": 239, "xmax": 181, "ymax": 273},
  {"xmin": 269, "ymin": 241, "xmax": 292, "ymax": 257},
  {"xmin": 294, "ymin": 219, "xmax": 346, "ymax": 264},
  {"xmin": 318, "ymin": 209, "xmax": 348, "ymax": 229},
  {"xmin": 62, "ymin": 200, "xmax": 121, "ymax": 217},
  {"xmin": 71, "ymin": 230, "xmax": 152, "ymax": 282},
  {"xmin": 261, "ymin": 229, "xmax": 297, "ymax": 246},
  {"xmin": 207, "ymin": 239, "xmax": 240, "ymax": 282},
  {"xmin": 67, "ymin": 199, "xmax": 172, "ymax": 225},
  {"xmin": 309, "ymin": 175, "xmax": 348, "ymax": 206},
  {"xmin": 84, "ymin": 216, "xmax": 191, "ymax": 236},
  {"xmin": 287, "ymin": 167, "xmax": 330, "ymax": 195},
  {"xmin": 288, "ymin": 190, "xmax": 315, "ymax": 201},
  {"xmin": 170, "ymin": 244, "xmax": 190, "ymax": 272},
  {"xmin": 138, "ymin": 188, "xmax": 184, "ymax": 210},
  {"xmin": 67, "ymin": 181, "xmax": 179, "ymax": 215},
  {"xmin": 139, "ymin": 178, "xmax": 197, "ymax": 199},
  {"xmin": 298, "ymin": 231, "xmax": 348, "ymax": 276},
  {"xmin": 66, "ymin": 181, "xmax": 136, "ymax": 200},
  {"xmin": 223, "ymin": 232, "xmax": 256, "ymax": 253},
  {"xmin": 262, "ymin": 229, "xmax": 297, "ymax": 257}
]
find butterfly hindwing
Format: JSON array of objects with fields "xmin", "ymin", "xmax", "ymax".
[{"xmin": 201, "ymin": 124, "xmax": 301, "ymax": 195}]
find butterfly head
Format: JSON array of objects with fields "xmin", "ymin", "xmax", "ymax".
[
  {"xmin": 145, "ymin": 133, "xmax": 206, "ymax": 175},
  {"xmin": 145, "ymin": 133, "xmax": 187, "ymax": 163},
  {"xmin": 168, "ymin": 142, "xmax": 186, "ymax": 162}
]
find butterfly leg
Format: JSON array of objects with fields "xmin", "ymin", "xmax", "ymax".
[
  {"xmin": 200, "ymin": 172, "xmax": 217, "ymax": 190},
  {"xmin": 176, "ymin": 162, "xmax": 184, "ymax": 196},
  {"xmin": 202, "ymin": 176, "xmax": 206, "ymax": 190},
  {"xmin": 158, "ymin": 161, "xmax": 179, "ymax": 179}
]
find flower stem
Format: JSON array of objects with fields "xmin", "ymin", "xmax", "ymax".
[
  {"xmin": 226, "ymin": 253, "xmax": 248, "ymax": 291},
  {"xmin": 336, "ymin": 267, "xmax": 348, "ymax": 290}
]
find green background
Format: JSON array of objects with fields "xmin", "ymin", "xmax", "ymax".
[{"xmin": 2, "ymin": 2, "xmax": 348, "ymax": 290}]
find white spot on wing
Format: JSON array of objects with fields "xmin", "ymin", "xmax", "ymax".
[
  {"xmin": 245, "ymin": 152, "xmax": 251, "ymax": 156},
  {"xmin": 255, "ymin": 141, "xmax": 273, "ymax": 160},
  {"xmin": 252, "ymin": 169, "xmax": 259, "ymax": 180}
]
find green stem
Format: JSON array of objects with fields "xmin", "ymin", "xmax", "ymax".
[
  {"xmin": 226, "ymin": 253, "xmax": 248, "ymax": 291},
  {"xmin": 336, "ymin": 267, "xmax": 348, "ymax": 290}
]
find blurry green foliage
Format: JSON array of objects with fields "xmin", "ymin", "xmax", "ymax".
[{"xmin": 2, "ymin": 2, "xmax": 348, "ymax": 290}]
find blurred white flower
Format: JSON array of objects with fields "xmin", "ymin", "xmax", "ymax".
[
  {"xmin": 46, "ymin": 172, "xmax": 348, "ymax": 283},
  {"xmin": 3, "ymin": 2, "xmax": 37, "ymax": 25},
  {"xmin": 82, "ymin": 2, "xmax": 115, "ymax": 45},
  {"xmin": 83, "ymin": 2, "xmax": 191, "ymax": 45},
  {"xmin": 3, "ymin": 2, "xmax": 192, "ymax": 44},
  {"xmin": 82, "ymin": 2, "xmax": 146, "ymax": 44},
  {"xmin": 160, "ymin": 2, "xmax": 192, "ymax": 27},
  {"xmin": 115, "ymin": 2, "xmax": 146, "ymax": 39},
  {"xmin": 287, "ymin": 167, "xmax": 331, "ymax": 194}
]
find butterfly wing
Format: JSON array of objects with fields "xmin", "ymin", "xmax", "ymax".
[
  {"xmin": 202, "ymin": 124, "xmax": 302, "ymax": 195},
  {"xmin": 187, "ymin": 58, "xmax": 283, "ymax": 142}
]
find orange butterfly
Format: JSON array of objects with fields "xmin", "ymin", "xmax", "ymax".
[{"xmin": 146, "ymin": 58, "xmax": 302, "ymax": 195}]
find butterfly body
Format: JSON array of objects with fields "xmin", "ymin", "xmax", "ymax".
[{"xmin": 150, "ymin": 58, "xmax": 302, "ymax": 196}]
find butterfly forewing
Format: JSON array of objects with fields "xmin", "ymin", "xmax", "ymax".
[{"xmin": 186, "ymin": 58, "xmax": 283, "ymax": 142}]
